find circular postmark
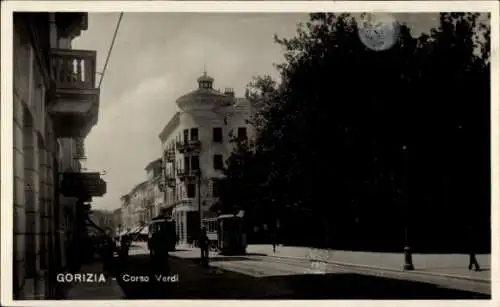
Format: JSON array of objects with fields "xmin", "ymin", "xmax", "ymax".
[{"xmin": 358, "ymin": 13, "xmax": 400, "ymax": 51}]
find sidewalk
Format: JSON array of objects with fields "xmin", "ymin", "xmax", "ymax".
[
  {"xmin": 246, "ymin": 245, "xmax": 491, "ymax": 283},
  {"xmin": 170, "ymin": 244, "xmax": 490, "ymax": 283},
  {"xmin": 64, "ymin": 261, "xmax": 125, "ymax": 299}
]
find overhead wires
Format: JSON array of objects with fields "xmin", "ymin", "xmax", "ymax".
[{"xmin": 98, "ymin": 12, "xmax": 124, "ymax": 89}]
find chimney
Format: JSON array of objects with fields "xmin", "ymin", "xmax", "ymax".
[{"xmin": 224, "ymin": 88, "xmax": 235, "ymax": 97}]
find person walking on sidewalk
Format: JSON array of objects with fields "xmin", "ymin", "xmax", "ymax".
[
  {"xmin": 271, "ymin": 232, "xmax": 277, "ymax": 254},
  {"xmin": 118, "ymin": 234, "xmax": 131, "ymax": 271},
  {"xmin": 101, "ymin": 236, "xmax": 116, "ymax": 277},
  {"xmin": 466, "ymin": 225, "xmax": 481, "ymax": 271},
  {"xmin": 150, "ymin": 225, "xmax": 170, "ymax": 275},
  {"xmin": 199, "ymin": 227, "xmax": 210, "ymax": 268}
]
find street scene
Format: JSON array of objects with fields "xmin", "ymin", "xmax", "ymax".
[{"xmin": 8, "ymin": 7, "xmax": 492, "ymax": 301}]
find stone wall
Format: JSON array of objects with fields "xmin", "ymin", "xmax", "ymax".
[{"xmin": 13, "ymin": 17, "xmax": 60, "ymax": 300}]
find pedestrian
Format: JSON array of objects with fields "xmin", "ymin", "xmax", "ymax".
[
  {"xmin": 119, "ymin": 234, "xmax": 131, "ymax": 271},
  {"xmin": 199, "ymin": 227, "xmax": 210, "ymax": 268},
  {"xmin": 101, "ymin": 236, "xmax": 116, "ymax": 277},
  {"xmin": 150, "ymin": 224, "xmax": 170, "ymax": 275},
  {"xmin": 466, "ymin": 225, "xmax": 481, "ymax": 271}
]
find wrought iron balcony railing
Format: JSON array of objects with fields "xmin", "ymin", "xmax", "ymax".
[
  {"xmin": 165, "ymin": 150, "xmax": 175, "ymax": 162},
  {"xmin": 176, "ymin": 168, "xmax": 200, "ymax": 181},
  {"xmin": 175, "ymin": 140, "xmax": 201, "ymax": 153},
  {"xmin": 165, "ymin": 175, "xmax": 176, "ymax": 187}
]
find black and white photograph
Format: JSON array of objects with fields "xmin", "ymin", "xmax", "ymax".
[{"xmin": 1, "ymin": 0, "xmax": 498, "ymax": 303}]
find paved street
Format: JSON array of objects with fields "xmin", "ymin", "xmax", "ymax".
[
  {"xmin": 109, "ymin": 243, "xmax": 490, "ymax": 299},
  {"xmin": 246, "ymin": 245, "xmax": 491, "ymax": 281}
]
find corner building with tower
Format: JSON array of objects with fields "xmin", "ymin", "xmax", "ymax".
[{"xmin": 158, "ymin": 72, "xmax": 254, "ymax": 245}]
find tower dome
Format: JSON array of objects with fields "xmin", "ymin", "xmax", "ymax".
[
  {"xmin": 176, "ymin": 71, "xmax": 234, "ymax": 112},
  {"xmin": 197, "ymin": 71, "xmax": 214, "ymax": 89}
]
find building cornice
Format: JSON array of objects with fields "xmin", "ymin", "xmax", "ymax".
[
  {"xmin": 129, "ymin": 180, "xmax": 148, "ymax": 195},
  {"xmin": 145, "ymin": 158, "xmax": 162, "ymax": 171},
  {"xmin": 159, "ymin": 112, "xmax": 180, "ymax": 142}
]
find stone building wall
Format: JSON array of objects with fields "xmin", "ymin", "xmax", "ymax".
[{"xmin": 13, "ymin": 18, "xmax": 60, "ymax": 299}]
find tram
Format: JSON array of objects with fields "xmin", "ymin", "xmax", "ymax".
[
  {"xmin": 148, "ymin": 216, "xmax": 176, "ymax": 252},
  {"xmin": 202, "ymin": 213, "xmax": 247, "ymax": 255}
]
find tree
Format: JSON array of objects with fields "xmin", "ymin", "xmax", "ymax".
[{"xmin": 220, "ymin": 13, "xmax": 490, "ymax": 251}]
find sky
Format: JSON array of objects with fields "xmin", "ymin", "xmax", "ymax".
[{"xmin": 71, "ymin": 12, "xmax": 450, "ymax": 211}]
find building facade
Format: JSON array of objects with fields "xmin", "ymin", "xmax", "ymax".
[
  {"xmin": 112, "ymin": 208, "xmax": 122, "ymax": 235},
  {"xmin": 120, "ymin": 159, "xmax": 164, "ymax": 234},
  {"xmin": 130, "ymin": 181, "xmax": 148, "ymax": 227},
  {"xmin": 89, "ymin": 210, "xmax": 115, "ymax": 232},
  {"xmin": 144, "ymin": 158, "xmax": 164, "ymax": 220},
  {"xmin": 120, "ymin": 194, "xmax": 133, "ymax": 232},
  {"xmin": 13, "ymin": 13, "xmax": 101, "ymax": 299},
  {"xmin": 158, "ymin": 72, "xmax": 253, "ymax": 244}
]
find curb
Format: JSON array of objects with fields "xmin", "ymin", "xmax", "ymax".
[
  {"xmin": 169, "ymin": 249, "xmax": 490, "ymax": 284},
  {"xmin": 264, "ymin": 254, "xmax": 490, "ymax": 284}
]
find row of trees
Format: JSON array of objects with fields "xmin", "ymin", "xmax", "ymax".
[{"xmin": 215, "ymin": 13, "xmax": 491, "ymax": 252}]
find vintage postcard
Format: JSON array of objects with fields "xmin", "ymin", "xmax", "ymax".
[{"xmin": 1, "ymin": 1, "xmax": 498, "ymax": 306}]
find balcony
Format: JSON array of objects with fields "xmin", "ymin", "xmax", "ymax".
[
  {"xmin": 48, "ymin": 48, "xmax": 100, "ymax": 138},
  {"xmin": 166, "ymin": 176, "xmax": 176, "ymax": 188},
  {"xmin": 176, "ymin": 168, "xmax": 200, "ymax": 181},
  {"xmin": 165, "ymin": 150, "xmax": 176, "ymax": 163},
  {"xmin": 176, "ymin": 140, "xmax": 201, "ymax": 153}
]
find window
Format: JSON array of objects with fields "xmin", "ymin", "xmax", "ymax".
[
  {"xmin": 187, "ymin": 183, "xmax": 196, "ymax": 198},
  {"xmin": 213, "ymin": 127, "xmax": 223, "ymax": 143},
  {"xmin": 213, "ymin": 154, "xmax": 223, "ymax": 170},
  {"xmin": 191, "ymin": 155, "xmax": 200, "ymax": 171},
  {"xmin": 190, "ymin": 128, "xmax": 199, "ymax": 141},
  {"xmin": 183, "ymin": 129, "xmax": 189, "ymax": 142},
  {"xmin": 212, "ymin": 180, "xmax": 220, "ymax": 197},
  {"xmin": 238, "ymin": 127, "xmax": 248, "ymax": 140},
  {"xmin": 184, "ymin": 156, "xmax": 190, "ymax": 172}
]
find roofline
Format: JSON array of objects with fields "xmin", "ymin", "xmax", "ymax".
[
  {"xmin": 130, "ymin": 180, "xmax": 149, "ymax": 195},
  {"xmin": 144, "ymin": 158, "xmax": 162, "ymax": 171},
  {"xmin": 159, "ymin": 112, "xmax": 180, "ymax": 142}
]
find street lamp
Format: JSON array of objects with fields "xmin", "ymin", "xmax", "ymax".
[{"xmin": 402, "ymin": 145, "xmax": 414, "ymax": 270}]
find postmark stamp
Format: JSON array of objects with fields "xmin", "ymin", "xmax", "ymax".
[{"xmin": 357, "ymin": 13, "xmax": 400, "ymax": 51}]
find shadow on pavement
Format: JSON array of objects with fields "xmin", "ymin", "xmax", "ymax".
[
  {"xmin": 245, "ymin": 253, "xmax": 267, "ymax": 256},
  {"xmin": 114, "ymin": 255, "xmax": 490, "ymax": 300},
  {"xmin": 422, "ymin": 266, "xmax": 490, "ymax": 272}
]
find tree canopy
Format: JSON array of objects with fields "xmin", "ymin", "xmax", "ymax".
[{"xmin": 217, "ymin": 13, "xmax": 490, "ymax": 251}]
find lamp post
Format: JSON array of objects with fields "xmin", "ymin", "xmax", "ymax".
[{"xmin": 402, "ymin": 145, "xmax": 414, "ymax": 270}]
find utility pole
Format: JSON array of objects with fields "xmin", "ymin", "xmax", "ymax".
[{"xmin": 402, "ymin": 145, "xmax": 414, "ymax": 270}]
